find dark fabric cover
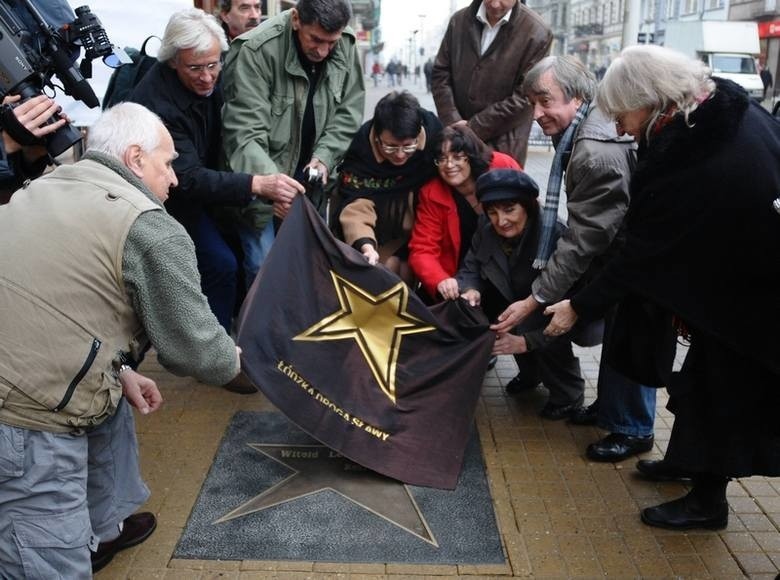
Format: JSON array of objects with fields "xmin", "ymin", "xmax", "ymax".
[{"xmin": 237, "ymin": 197, "xmax": 494, "ymax": 489}]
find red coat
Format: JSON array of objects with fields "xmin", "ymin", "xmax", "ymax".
[{"xmin": 409, "ymin": 152, "xmax": 520, "ymax": 299}]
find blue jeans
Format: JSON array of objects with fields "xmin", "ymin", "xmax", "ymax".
[
  {"xmin": 596, "ymin": 362, "xmax": 657, "ymax": 437},
  {"xmin": 238, "ymin": 220, "xmax": 275, "ymax": 290},
  {"xmin": 192, "ymin": 213, "xmax": 238, "ymax": 333}
]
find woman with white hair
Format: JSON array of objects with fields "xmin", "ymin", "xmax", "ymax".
[{"xmin": 544, "ymin": 44, "xmax": 780, "ymax": 530}]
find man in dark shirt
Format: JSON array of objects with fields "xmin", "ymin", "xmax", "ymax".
[{"xmin": 130, "ymin": 7, "xmax": 302, "ymax": 333}]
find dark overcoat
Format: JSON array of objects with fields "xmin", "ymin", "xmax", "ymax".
[
  {"xmin": 129, "ymin": 62, "xmax": 252, "ymax": 232},
  {"xmin": 572, "ymin": 79, "xmax": 780, "ymax": 476},
  {"xmin": 431, "ymin": 0, "xmax": 551, "ymax": 165}
]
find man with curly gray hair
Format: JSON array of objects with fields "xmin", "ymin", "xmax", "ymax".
[{"xmin": 491, "ymin": 56, "xmax": 655, "ymax": 446}]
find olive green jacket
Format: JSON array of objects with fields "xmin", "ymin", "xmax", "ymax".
[{"xmin": 222, "ymin": 10, "xmax": 365, "ymax": 229}]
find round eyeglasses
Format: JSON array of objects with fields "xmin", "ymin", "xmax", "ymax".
[
  {"xmin": 434, "ymin": 153, "xmax": 469, "ymax": 166},
  {"xmin": 376, "ymin": 136, "xmax": 418, "ymax": 155},
  {"xmin": 180, "ymin": 60, "xmax": 223, "ymax": 76}
]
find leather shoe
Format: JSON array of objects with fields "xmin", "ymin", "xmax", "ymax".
[
  {"xmin": 586, "ymin": 432, "xmax": 653, "ymax": 462},
  {"xmin": 92, "ymin": 512, "xmax": 157, "ymax": 573},
  {"xmin": 505, "ymin": 373, "xmax": 540, "ymax": 394},
  {"xmin": 636, "ymin": 459, "xmax": 693, "ymax": 482},
  {"xmin": 641, "ymin": 493, "xmax": 728, "ymax": 530},
  {"xmin": 569, "ymin": 401, "xmax": 598, "ymax": 425},
  {"xmin": 540, "ymin": 401, "xmax": 582, "ymax": 421}
]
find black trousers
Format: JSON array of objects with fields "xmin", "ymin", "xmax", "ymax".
[{"xmin": 482, "ymin": 282, "xmax": 585, "ymax": 406}]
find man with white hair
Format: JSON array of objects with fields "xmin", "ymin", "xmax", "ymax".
[
  {"xmin": 130, "ymin": 8, "xmax": 302, "ymax": 335},
  {"xmin": 0, "ymin": 102, "xmax": 240, "ymax": 577}
]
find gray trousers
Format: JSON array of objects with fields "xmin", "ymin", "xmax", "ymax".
[{"xmin": 0, "ymin": 398, "xmax": 149, "ymax": 579}]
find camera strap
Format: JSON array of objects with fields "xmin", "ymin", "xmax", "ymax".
[{"xmin": 1, "ymin": 104, "xmax": 43, "ymax": 147}]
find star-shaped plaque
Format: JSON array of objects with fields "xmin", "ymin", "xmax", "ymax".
[
  {"xmin": 214, "ymin": 443, "xmax": 437, "ymax": 545},
  {"xmin": 294, "ymin": 272, "xmax": 434, "ymax": 403}
]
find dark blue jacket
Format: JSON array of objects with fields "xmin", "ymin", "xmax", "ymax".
[{"xmin": 129, "ymin": 62, "xmax": 253, "ymax": 232}]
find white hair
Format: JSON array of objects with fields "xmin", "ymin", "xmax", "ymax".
[
  {"xmin": 158, "ymin": 8, "xmax": 228, "ymax": 63},
  {"xmin": 87, "ymin": 102, "xmax": 165, "ymax": 158},
  {"xmin": 597, "ymin": 44, "xmax": 715, "ymax": 141}
]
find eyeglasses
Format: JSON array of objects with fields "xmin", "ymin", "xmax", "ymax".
[
  {"xmin": 376, "ymin": 136, "xmax": 418, "ymax": 155},
  {"xmin": 181, "ymin": 61, "xmax": 222, "ymax": 75},
  {"xmin": 434, "ymin": 153, "xmax": 469, "ymax": 166}
]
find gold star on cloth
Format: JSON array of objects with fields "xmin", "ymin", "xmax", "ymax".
[
  {"xmin": 237, "ymin": 196, "xmax": 495, "ymax": 489},
  {"xmin": 294, "ymin": 272, "xmax": 435, "ymax": 404}
]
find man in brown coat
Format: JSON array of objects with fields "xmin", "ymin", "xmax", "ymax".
[{"xmin": 432, "ymin": 0, "xmax": 552, "ymax": 166}]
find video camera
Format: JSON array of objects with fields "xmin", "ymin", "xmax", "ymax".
[{"xmin": 0, "ymin": 0, "xmax": 126, "ymax": 157}]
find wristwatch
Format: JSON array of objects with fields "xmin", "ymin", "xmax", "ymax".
[{"xmin": 117, "ymin": 364, "xmax": 133, "ymax": 376}]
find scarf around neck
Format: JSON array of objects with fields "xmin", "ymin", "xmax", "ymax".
[{"xmin": 533, "ymin": 101, "xmax": 590, "ymax": 270}]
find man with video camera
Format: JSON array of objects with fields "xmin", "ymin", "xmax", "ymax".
[
  {"xmin": 0, "ymin": 94, "xmax": 66, "ymax": 201},
  {"xmin": 1, "ymin": 0, "xmax": 126, "ymax": 200}
]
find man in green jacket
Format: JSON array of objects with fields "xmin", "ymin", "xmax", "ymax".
[{"xmin": 221, "ymin": 0, "xmax": 365, "ymax": 283}]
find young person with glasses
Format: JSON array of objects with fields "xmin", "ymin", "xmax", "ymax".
[{"xmin": 334, "ymin": 91, "xmax": 442, "ymax": 283}]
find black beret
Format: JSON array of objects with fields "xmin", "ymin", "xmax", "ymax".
[{"xmin": 476, "ymin": 169, "xmax": 539, "ymax": 205}]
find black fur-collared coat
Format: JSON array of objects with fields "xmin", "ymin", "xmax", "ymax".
[{"xmin": 572, "ymin": 79, "xmax": 780, "ymax": 477}]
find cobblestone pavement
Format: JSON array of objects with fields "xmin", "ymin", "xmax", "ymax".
[{"xmin": 99, "ymin": 79, "xmax": 780, "ymax": 579}]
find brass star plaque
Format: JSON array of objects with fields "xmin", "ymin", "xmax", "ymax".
[
  {"xmin": 214, "ymin": 444, "xmax": 438, "ymax": 546},
  {"xmin": 294, "ymin": 272, "xmax": 435, "ymax": 404}
]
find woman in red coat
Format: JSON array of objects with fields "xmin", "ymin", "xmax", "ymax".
[{"xmin": 409, "ymin": 125, "xmax": 520, "ymax": 302}]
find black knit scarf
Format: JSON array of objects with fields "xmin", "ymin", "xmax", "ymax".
[{"xmin": 337, "ymin": 112, "xmax": 440, "ymax": 245}]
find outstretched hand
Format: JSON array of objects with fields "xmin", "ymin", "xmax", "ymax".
[
  {"xmin": 543, "ymin": 299, "xmax": 578, "ymax": 337},
  {"xmin": 361, "ymin": 244, "xmax": 380, "ymax": 265},
  {"xmin": 460, "ymin": 288, "xmax": 481, "ymax": 307},
  {"xmin": 492, "ymin": 332, "xmax": 528, "ymax": 355},
  {"xmin": 491, "ymin": 295, "xmax": 539, "ymax": 334},
  {"xmin": 436, "ymin": 277, "xmax": 460, "ymax": 300}
]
